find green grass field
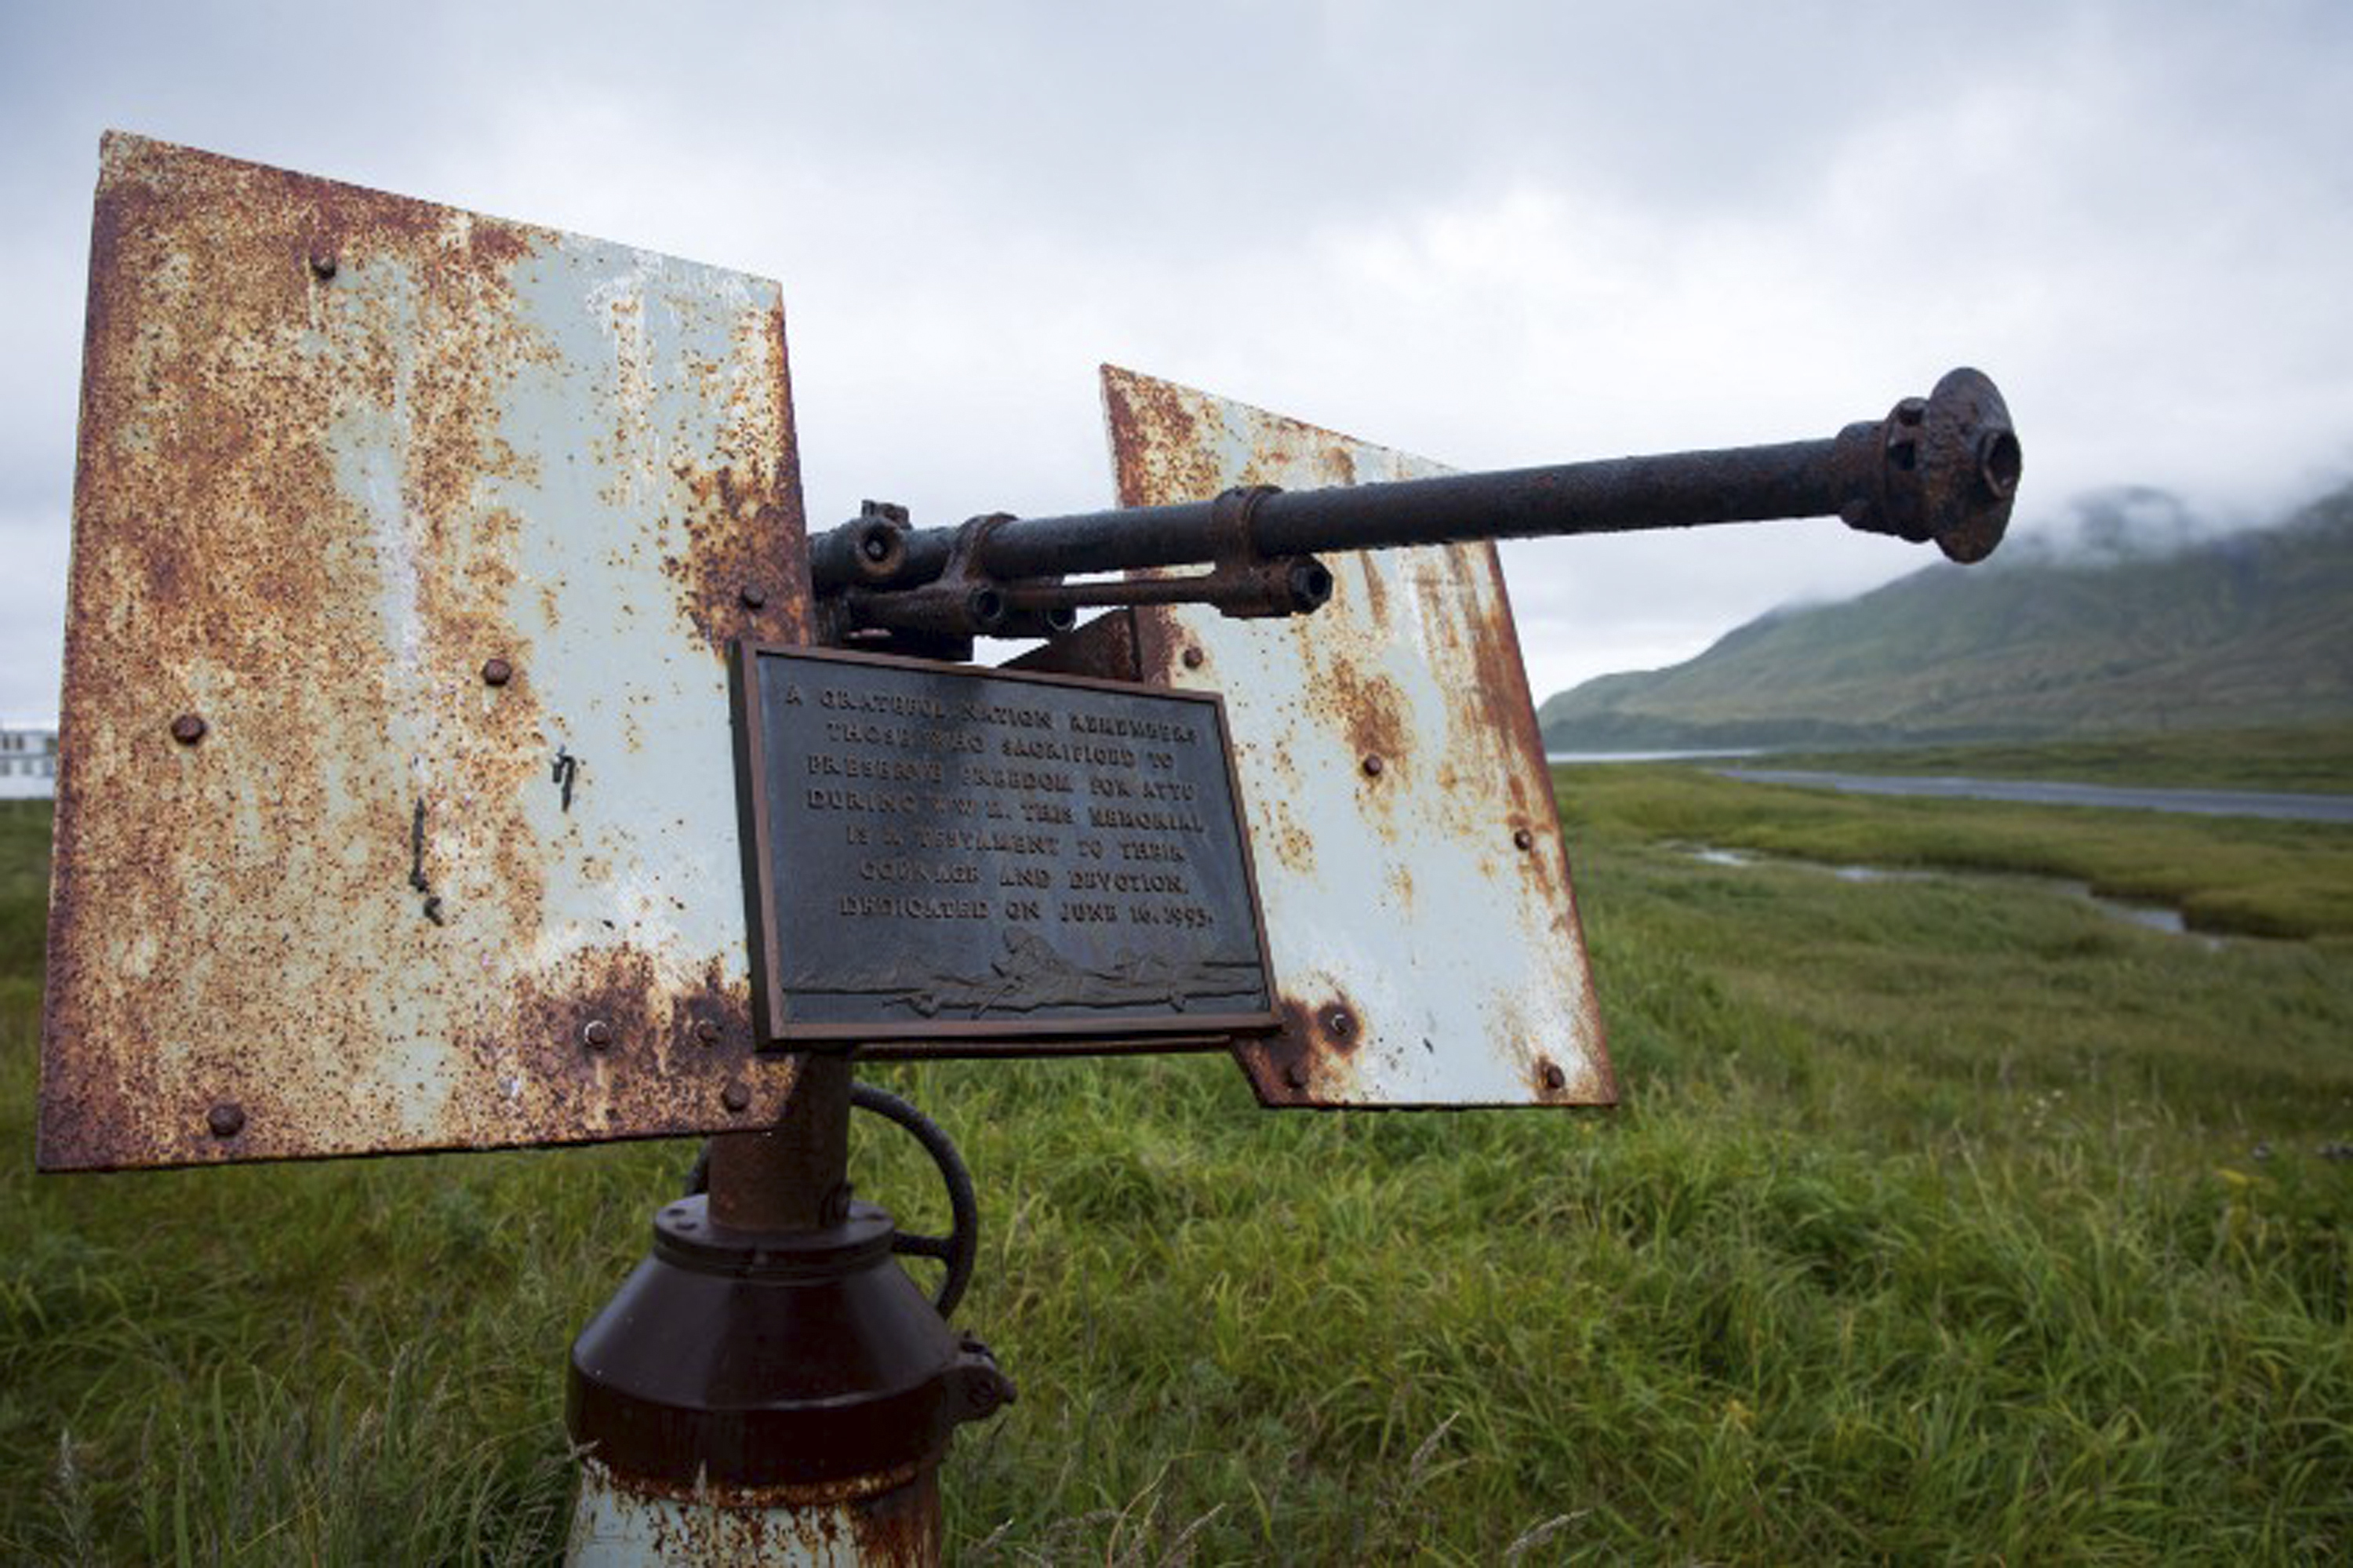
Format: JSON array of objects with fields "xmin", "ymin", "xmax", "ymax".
[
  {"xmin": 4, "ymin": 747, "xmax": 2351, "ymax": 1563},
  {"xmin": 1565, "ymin": 751, "xmax": 2353, "ymax": 942},
  {"xmin": 1758, "ymin": 723, "xmax": 2353, "ymax": 795}
]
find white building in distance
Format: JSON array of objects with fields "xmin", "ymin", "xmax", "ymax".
[{"xmin": 1, "ymin": 726, "xmax": 59, "ymax": 801}]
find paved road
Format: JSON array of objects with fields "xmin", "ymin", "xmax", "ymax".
[{"xmin": 1715, "ymin": 769, "xmax": 2353, "ymax": 825}]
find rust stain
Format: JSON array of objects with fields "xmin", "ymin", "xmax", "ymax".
[
  {"xmin": 1316, "ymin": 651, "xmax": 1409, "ymax": 806},
  {"xmin": 1233, "ymin": 993, "xmax": 1323, "ymax": 1104},
  {"xmin": 592, "ymin": 1456, "xmax": 935, "ymax": 1513},
  {"xmin": 1453, "ymin": 543, "xmax": 1553, "ymax": 826},
  {"xmin": 661, "ymin": 465, "xmax": 806, "ymax": 655},
  {"xmin": 1231, "ymin": 990, "xmax": 1381, "ymax": 1106},
  {"xmin": 1270, "ymin": 818, "xmax": 1317, "ymax": 876},
  {"xmin": 1354, "ymin": 550, "xmax": 1390, "ymax": 626},
  {"xmin": 660, "ymin": 300, "xmax": 813, "ymax": 656},
  {"xmin": 1104, "ymin": 365, "xmax": 1218, "ymax": 515},
  {"xmin": 40, "ymin": 134, "xmax": 806, "ymax": 1170},
  {"xmin": 573, "ymin": 1459, "xmax": 941, "ymax": 1565}
]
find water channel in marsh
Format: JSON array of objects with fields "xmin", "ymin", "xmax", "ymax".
[{"xmin": 1684, "ymin": 844, "xmax": 2230, "ymax": 949}]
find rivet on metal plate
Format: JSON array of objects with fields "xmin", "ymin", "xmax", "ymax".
[
  {"xmin": 169, "ymin": 713, "xmax": 208, "ymax": 745},
  {"xmin": 481, "ymin": 657, "xmax": 513, "ymax": 687},
  {"xmin": 1181, "ymin": 646, "xmax": 1205, "ymax": 670},
  {"xmin": 720, "ymin": 1082, "xmax": 751, "ymax": 1113},
  {"xmin": 307, "ymin": 250, "xmax": 337, "ymax": 280},
  {"xmin": 739, "ymin": 585, "xmax": 768, "ymax": 610},
  {"xmin": 1325, "ymin": 1008, "xmax": 1355, "ymax": 1039},
  {"xmin": 694, "ymin": 1020, "xmax": 720, "ymax": 1045},
  {"xmin": 582, "ymin": 1019, "xmax": 614, "ymax": 1050},
  {"xmin": 1282, "ymin": 1062, "xmax": 1308, "ymax": 1090},
  {"xmin": 1540, "ymin": 1061, "xmax": 1567, "ymax": 1093},
  {"xmin": 1514, "ymin": 828, "xmax": 1535, "ymax": 851},
  {"xmin": 1359, "ymin": 755, "xmax": 1384, "ymax": 779},
  {"xmin": 206, "ymin": 1102, "xmax": 245, "ymax": 1138}
]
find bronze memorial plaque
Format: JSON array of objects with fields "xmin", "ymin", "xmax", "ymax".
[{"xmin": 733, "ymin": 646, "xmax": 1278, "ymax": 1048}]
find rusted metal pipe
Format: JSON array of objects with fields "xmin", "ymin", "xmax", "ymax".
[
  {"xmin": 706, "ymin": 1051, "xmax": 852, "ymax": 1231},
  {"xmin": 813, "ymin": 368, "xmax": 2020, "ymax": 598}
]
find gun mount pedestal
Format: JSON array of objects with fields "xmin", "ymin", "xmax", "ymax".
[{"xmin": 565, "ymin": 1057, "xmax": 1011, "ymax": 1566}]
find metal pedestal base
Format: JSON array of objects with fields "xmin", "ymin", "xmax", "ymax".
[{"xmin": 565, "ymin": 1191, "xmax": 1010, "ymax": 1566}]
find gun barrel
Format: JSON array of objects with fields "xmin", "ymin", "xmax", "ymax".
[{"xmin": 813, "ymin": 367, "xmax": 2019, "ymax": 596}]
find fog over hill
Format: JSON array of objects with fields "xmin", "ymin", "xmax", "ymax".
[{"xmin": 1537, "ymin": 482, "xmax": 2353, "ymax": 752}]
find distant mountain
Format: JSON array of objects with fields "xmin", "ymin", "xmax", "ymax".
[{"xmin": 1537, "ymin": 483, "xmax": 2353, "ymax": 752}]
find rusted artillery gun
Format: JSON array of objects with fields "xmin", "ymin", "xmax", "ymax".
[
  {"xmin": 50, "ymin": 136, "xmax": 2034, "ymax": 1566},
  {"xmin": 809, "ymin": 366, "xmax": 2020, "ymax": 649}
]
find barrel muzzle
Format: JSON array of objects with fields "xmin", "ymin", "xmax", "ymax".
[
  {"xmin": 1838, "ymin": 367, "xmax": 2020, "ymax": 564},
  {"xmin": 809, "ymin": 509, "xmax": 911, "ymax": 589}
]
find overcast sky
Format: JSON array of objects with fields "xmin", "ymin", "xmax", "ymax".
[{"xmin": 4, "ymin": 1, "xmax": 2349, "ymax": 726}]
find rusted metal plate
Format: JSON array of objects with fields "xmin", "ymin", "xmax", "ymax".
[
  {"xmin": 1101, "ymin": 366, "xmax": 1614, "ymax": 1107},
  {"xmin": 734, "ymin": 646, "xmax": 1275, "ymax": 1047},
  {"xmin": 40, "ymin": 133, "xmax": 809, "ymax": 1169}
]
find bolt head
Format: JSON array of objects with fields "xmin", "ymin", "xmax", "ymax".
[
  {"xmin": 308, "ymin": 251, "xmax": 338, "ymax": 280},
  {"xmin": 739, "ymin": 584, "xmax": 768, "ymax": 610},
  {"xmin": 965, "ymin": 1372, "xmax": 1010, "ymax": 1416},
  {"xmin": 1514, "ymin": 828, "xmax": 1536, "ymax": 851},
  {"xmin": 170, "ymin": 713, "xmax": 208, "ymax": 745},
  {"xmin": 720, "ymin": 1082, "xmax": 751, "ymax": 1113},
  {"xmin": 1326, "ymin": 1008, "xmax": 1355, "ymax": 1038},
  {"xmin": 481, "ymin": 657, "xmax": 513, "ymax": 687},
  {"xmin": 581, "ymin": 1019, "xmax": 613, "ymax": 1050},
  {"xmin": 1540, "ymin": 1062, "xmax": 1567, "ymax": 1093},
  {"xmin": 1360, "ymin": 755, "xmax": 1384, "ymax": 778},
  {"xmin": 694, "ymin": 1019, "xmax": 720, "ymax": 1045},
  {"xmin": 1181, "ymin": 646, "xmax": 1206, "ymax": 670},
  {"xmin": 206, "ymin": 1102, "xmax": 245, "ymax": 1138},
  {"xmin": 1286, "ymin": 559, "xmax": 1335, "ymax": 611},
  {"xmin": 819, "ymin": 1180, "xmax": 856, "ymax": 1225},
  {"xmin": 1282, "ymin": 1062, "xmax": 1308, "ymax": 1090}
]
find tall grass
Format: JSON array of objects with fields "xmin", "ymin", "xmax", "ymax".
[{"xmin": 4, "ymin": 779, "xmax": 2351, "ymax": 1563}]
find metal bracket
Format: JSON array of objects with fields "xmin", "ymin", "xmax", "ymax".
[
  {"xmin": 1198, "ymin": 484, "xmax": 1333, "ymax": 619},
  {"xmin": 831, "ymin": 511, "xmax": 1077, "ymax": 648},
  {"xmin": 821, "ymin": 486, "xmax": 1337, "ymax": 646}
]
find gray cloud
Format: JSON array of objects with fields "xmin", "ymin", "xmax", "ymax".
[{"xmin": 4, "ymin": 0, "xmax": 2350, "ymax": 719}]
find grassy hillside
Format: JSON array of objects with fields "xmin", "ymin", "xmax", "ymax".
[
  {"xmin": 1540, "ymin": 485, "xmax": 2353, "ymax": 751},
  {"xmin": 5, "ymin": 769, "xmax": 2352, "ymax": 1561}
]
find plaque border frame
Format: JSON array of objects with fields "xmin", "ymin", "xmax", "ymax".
[{"xmin": 730, "ymin": 642, "xmax": 1282, "ymax": 1052}]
